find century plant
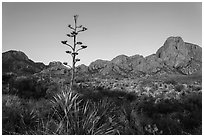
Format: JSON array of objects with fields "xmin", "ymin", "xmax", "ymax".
[
  {"xmin": 51, "ymin": 90, "xmax": 120, "ymax": 135},
  {"xmin": 61, "ymin": 15, "xmax": 88, "ymax": 91}
]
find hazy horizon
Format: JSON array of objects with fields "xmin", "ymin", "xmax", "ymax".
[{"xmin": 2, "ymin": 2, "xmax": 202, "ymax": 66}]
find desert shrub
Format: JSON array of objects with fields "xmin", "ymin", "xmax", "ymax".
[
  {"xmin": 2, "ymin": 73, "xmax": 17, "ymax": 94},
  {"xmin": 155, "ymin": 116, "xmax": 182, "ymax": 134},
  {"xmin": 137, "ymin": 103, "xmax": 180, "ymax": 134},
  {"xmin": 137, "ymin": 97, "xmax": 156, "ymax": 117},
  {"xmin": 154, "ymin": 99, "xmax": 182, "ymax": 114},
  {"xmin": 117, "ymin": 103, "xmax": 145, "ymax": 135},
  {"xmin": 134, "ymin": 91, "xmax": 202, "ymax": 135},
  {"xmin": 164, "ymin": 79, "xmax": 178, "ymax": 85},
  {"xmin": 179, "ymin": 92, "xmax": 202, "ymax": 132},
  {"xmin": 2, "ymin": 95, "xmax": 39, "ymax": 134},
  {"xmin": 77, "ymin": 86, "xmax": 137, "ymax": 104},
  {"xmin": 174, "ymin": 84, "xmax": 184, "ymax": 92},
  {"xmin": 75, "ymin": 76, "xmax": 90, "ymax": 83},
  {"xmin": 2, "ymin": 84, "xmax": 202, "ymax": 135},
  {"xmin": 45, "ymin": 82, "xmax": 60, "ymax": 99},
  {"xmin": 11, "ymin": 76, "xmax": 48, "ymax": 99},
  {"xmin": 182, "ymin": 92, "xmax": 202, "ymax": 110},
  {"xmin": 2, "ymin": 94, "xmax": 54, "ymax": 135},
  {"xmin": 2, "ymin": 73, "xmax": 17, "ymax": 85},
  {"xmin": 191, "ymin": 85, "xmax": 202, "ymax": 91}
]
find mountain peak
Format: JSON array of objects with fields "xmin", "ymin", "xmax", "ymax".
[
  {"xmin": 2, "ymin": 50, "xmax": 46, "ymax": 75},
  {"xmin": 166, "ymin": 36, "xmax": 184, "ymax": 43},
  {"xmin": 3, "ymin": 50, "xmax": 29, "ymax": 61},
  {"xmin": 155, "ymin": 36, "xmax": 201, "ymax": 74}
]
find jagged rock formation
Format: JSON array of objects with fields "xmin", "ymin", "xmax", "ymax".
[
  {"xmin": 156, "ymin": 37, "xmax": 202, "ymax": 74},
  {"xmin": 87, "ymin": 36, "xmax": 202, "ymax": 77},
  {"xmin": 2, "ymin": 36, "xmax": 202, "ymax": 79}
]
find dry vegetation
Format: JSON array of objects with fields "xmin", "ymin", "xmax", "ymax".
[{"xmin": 2, "ymin": 74, "xmax": 202, "ymax": 135}]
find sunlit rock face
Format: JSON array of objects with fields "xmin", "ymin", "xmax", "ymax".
[{"xmin": 156, "ymin": 36, "xmax": 202, "ymax": 74}]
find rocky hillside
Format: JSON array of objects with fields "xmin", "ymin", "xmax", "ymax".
[
  {"xmin": 2, "ymin": 36, "xmax": 202, "ymax": 79},
  {"xmin": 2, "ymin": 50, "xmax": 46, "ymax": 75},
  {"xmin": 40, "ymin": 61, "xmax": 69, "ymax": 75},
  {"xmin": 88, "ymin": 36, "xmax": 202, "ymax": 77}
]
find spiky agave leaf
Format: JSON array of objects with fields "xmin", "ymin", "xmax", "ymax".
[
  {"xmin": 50, "ymin": 89, "xmax": 82, "ymax": 134},
  {"xmin": 72, "ymin": 98, "xmax": 120, "ymax": 135},
  {"xmin": 51, "ymin": 90, "xmax": 121, "ymax": 135},
  {"xmin": 51, "ymin": 90, "xmax": 80, "ymax": 113}
]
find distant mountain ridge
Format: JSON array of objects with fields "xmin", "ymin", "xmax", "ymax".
[
  {"xmin": 2, "ymin": 36, "xmax": 202, "ymax": 78},
  {"xmin": 2, "ymin": 50, "xmax": 46, "ymax": 75},
  {"xmin": 87, "ymin": 36, "xmax": 202, "ymax": 77}
]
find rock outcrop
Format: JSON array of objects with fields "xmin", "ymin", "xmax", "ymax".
[
  {"xmin": 87, "ymin": 36, "xmax": 202, "ymax": 77},
  {"xmin": 88, "ymin": 59, "xmax": 110, "ymax": 72},
  {"xmin": 77, "ymin": 64, "xmax": 89, "ymax": 73},
  {"xmin": 40, "ymin": 61, "xmax": 69, "ymax": 75},
  {"xmin": 156, "ymin": 36, "xmax": 202, "ymax": 74}
]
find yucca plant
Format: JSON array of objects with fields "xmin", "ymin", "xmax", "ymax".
[
  {"xmin": 50, "ymin": 88, "xmax": 80, "ymax": 134},
  {"xmin": 51, "ymin": 89, "xmax": 121, "ymax": 135},
  {"xmin": 67, "ymin": 98, "xmax": 120, "ymax": 135}
]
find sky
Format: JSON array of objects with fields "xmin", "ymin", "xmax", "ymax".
[{"xmin": 2, "ymin": 2, "xmax": 202, "ymax": 66}]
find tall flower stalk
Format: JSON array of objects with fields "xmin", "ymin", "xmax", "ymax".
[{"xmin": 61, "ymin": 15, "xmax": 88, "ymax": 91}]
